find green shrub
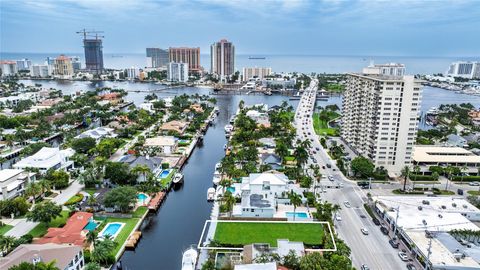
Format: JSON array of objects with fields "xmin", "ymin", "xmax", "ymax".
[
  {"xmin": 452, "ymin": 176, "xmax": 480, "ymax": 182},
  {"xmin": 410, "ymin": 174, "xmax": 436, "ymax": 181}
]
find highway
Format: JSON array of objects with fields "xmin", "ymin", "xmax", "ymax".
[{"xmin": 294, "ymin": 79, "xmax": 407, "ymax": 270}]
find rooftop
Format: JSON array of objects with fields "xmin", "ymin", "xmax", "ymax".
[
  {"xmin": 35, "ymin": 212, "xmax": 93, "ymax": 246},
  {"xmin": 0, "ymin": 244, "xmax": 81, "ymax": 270},
  {"xmin": 0, "ymin": 169, "xmax": 24, "ymax": 183},
  {"xmin": 13, "ymin": 147, "xmax": 74, "ymax": 170},
  {"xmin": 413, "ymin": 146, "xmax": 480, "ymax": 163},
  {"xmin": 144, "ymin": 136, "xmax": 177, "ymax": 147}
]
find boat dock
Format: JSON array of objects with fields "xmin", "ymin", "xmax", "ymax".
[
  {"xmin": 148, "ymin": 191, "xmax": 166, "ymax": 212},
  {"xmin": 125, "ymin": 231, "xmax": 142, "ymax": 249}
]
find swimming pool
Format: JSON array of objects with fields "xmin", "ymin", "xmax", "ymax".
[
  {"xmin": 99, "ymin": 222, "xmax": 125, "ymax": 240},
  {"xmin": 138, "ymin": 193, "xmax": 148, "ymax": 201},
  {"xmin": 83, "ymin": 220, "xmax": 98, "ymax": 231},
  {"xmin": 286, "ymin": 212, "xmax": 309, "ymax": 218},
  {"xmin": 226, "ymin": 187, "xmax": 235, "ymax": 193},
  {"xmin": 159, "ymin": 169, "xmax": 171, "ymax": 179}
]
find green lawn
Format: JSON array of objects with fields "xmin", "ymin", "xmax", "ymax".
[
  {"xmin": 325, "ymin": 83, "xmax": 345, "ymax": 92},
  {"xmin": 468, "ymin": 190, "xmax": 480, "ymax": 195},
  {"xmin": 214, "ymin": 222, "xmax": 324, "ymax": 247},
  {"xmin": 132, "ymin": 206, "xmax": 148, "ymax": 218},
  {"xmin": 103, "ymin": 217, "xmax": 140, "ymax": 258},
  {"xmin": 64, "ymin": 193, "xmax": 84, "ymax": 205},
  {"xmin": 313, "ymin": 111, "xmax": 340, "ymax": 136},
  {"xmin": 159, "ymin": 169, "xmax": 176, "ymax": 189},
  {"xmin": 0, "ymin": 224, "xmax": 13, "ymax": 235},
  {"xmin": 29, "ymin": 210, "xmax": 71, "ymax": 238},
  {"xmin": 84, "ymin": 189, "xmax": 97, "ymax": 197}
]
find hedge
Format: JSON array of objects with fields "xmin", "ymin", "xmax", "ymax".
[
  {"xmin": 410, "ymin": 174, "xmax": 437, "ymax": 181},
  {"xmin": 452, "ymin": 176, "xmax": 480, "ymax": 182}
]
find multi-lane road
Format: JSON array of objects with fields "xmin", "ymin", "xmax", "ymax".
[{"xmin": 294, "ymin": 79, "xmax": 407, "ymax": 270}]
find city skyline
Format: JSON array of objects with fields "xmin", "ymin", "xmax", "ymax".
[{"xmin": 1, "ymin": 0, "xmax": 479, "ymax": 57}]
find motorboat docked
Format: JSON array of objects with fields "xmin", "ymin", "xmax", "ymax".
[
  {"xmin": 229, "ymin": 115, "xmax": 236, "ymax": 124},
  {"xmin": 173, "ymin": 173, "xmax": 184, "ymax": 184},
  {"xmin": 224, "ymin": 124, "xmax": 234, "ymax": 133},
  {"xmin": 215, "ymin": 162, "xmax": 222, "ymax": 170},
  {"xmin": 207, "ymin": 187, "xmax": 216, "ymax": 201},
  {"xmin": 264, "ymin": 90, "xmax": 272, "ymax": 96},
  {"xmin": 426, "ymin": 107, "xmax": 440, "ymax": 115},
  {"xmin": 181, "ymin": 247, "xmax": 198, "ymax": 270}
]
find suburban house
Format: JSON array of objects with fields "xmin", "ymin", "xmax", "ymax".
[
  {"xmin": 242, "ymin": 240, "xmax": 305, "ymax": 264},
  {"xmin": 97, "ymin": 92, "xmax": 123, "ymax": 105},
  {"xmin": 259, "ymin": 137, "xmax": 276, "ymax": 149},
  {"xmin": 260, "ymin": 153, "xmax": 283, "ymax": 170},
  {"xmin": 469, "ymin": 110, "xmax": 480, "ymax": 127},
  {"xmin": 160, "ymin": 120, "xmax": 188, "ymax": 135},
  {"xmin": 246, "ymin": 110, "xmax": 271, "ymax": 128},
  {"xmin": 0, "ymin": 244, "xmax": 84, "ymax": 270},
  {"xmin": 189, "ymin": 103, "xmax": 204, "ymax": 113},
  {"xmin": 13, "ymin": 147, "xmax": 75, "ymax": 174},
  {"xmin": 144, "ymin": 136, "xmax": 178, "ymax": 155},
  {"xmin": 35, "ymin": 212, "xmax": 93, "ymax": 246},
  {"xmin": 232, "ymin": 173, "xmax": 290, "ymax": 218},
  {"xmin": 76, "ymin": 127, "xmax": 117, "ymax": 142},
  {"xmin": 445, "ymin": 134, "xmax": 468, "ymax": 148},
  {"xmin": 0, "ymin": 169, "xmax": 36, "ymax": 200},
  {"xmin": 119, "ymin": 154, "xmax": 163, "ymax": 182}
]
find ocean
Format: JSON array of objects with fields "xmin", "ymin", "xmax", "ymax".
[{"xmin": 2, "ymin": 52, "xmax": 479, "ymax": 74}]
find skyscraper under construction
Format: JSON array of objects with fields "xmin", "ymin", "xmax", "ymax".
[{"xmin": 77, "ymin": 29, "xmax": 104, "ymax": 74}]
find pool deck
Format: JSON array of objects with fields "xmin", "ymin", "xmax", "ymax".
[{"xmin": 274, "ymin": 205, "xmax": 314, "ymax": 220}]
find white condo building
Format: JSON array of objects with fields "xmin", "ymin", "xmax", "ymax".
[
  {"xmin": 30, "ymin": 64, "xmax": 51, "ymax": 78},
  {"xmin": 0, "ymin": 61, "xmax": 18, "ymax": 77},
  {"xmin": 242, "ymin": 67, "xmax": 272, "ymax": 81},
  {"xmin": 446, "ymin": 61, "xmax": 480, "ymax": 79},
  {"xmin": 167, "ymin": 62, "xmax": 188, "ymax": 82},
  {"xmin": 341, "ymin": 63, "xmax": 422, "ymax": 175},
  {"xmin": 126, "ymin": 67, "xmax": 140, "ymax": 80}
]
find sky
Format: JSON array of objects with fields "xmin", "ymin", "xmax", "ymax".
[{"xmin": 1, "ymin": 0, "xmax": 479, "ymax": 57}]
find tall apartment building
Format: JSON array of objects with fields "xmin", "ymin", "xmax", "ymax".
[
  {"xmin": 0, "ymin": 61, "xmax": 18, "ymax": 77},
  {"xmin": 211, "ymin": 39, "xmax": 235, "ymax": 81},
  {"xmin": 168, "ymin": 47, "xmax": 201, "ymax": 73},
  {"xmin": 83, "ymin": 38, "xmax": 104, "ymax": 74},
  {"xmin": 242, "ymin": 67, "xmax": 272, "ymax": 81},
  {"xmin": 126, "ymin": 67, "xmax": 140, "ymax": 80},
  {"xmin": 167, "ymin": 62, "xmax": 189, "ymax": 83},
  {"xmin": 53, "ymin": 55, "xmax": 74, "ymax": 79},
  {"xmin": 70, "ymin": 56, "xmax": 81, "ymax": 71},
  {"xmin": 447, "ymin": 61, "xmax": 480, "ymax": 79},
  {"xmin": 146, "ymin": 48, "xmax": 169, "ymax": 68},
  {"xmin": 341, "ymin": 63, "xmax": 422, "ymax": 175},
  {"xmin": 16, "ymin": 59, "xmax": 32, "ymax": 71},
  {"xmin": 30, "ymin": 64, "xmax": 51, "ymax": 78}
]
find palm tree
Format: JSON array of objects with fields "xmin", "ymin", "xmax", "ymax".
[
  {"xmin": 131, "ymin": 165, "xmax": 151, "ymax": 183},
  {"xmin": 37, "ymin": 179, "xmax": 51, "ymax": 198},
  {"xmin": 331, "ymin": 204, "xmax": 341, "ymax": 221},
  {"xmin": 288, "ymin": 191, "xmax": 302, "ymax": 221},
  {"xmin": 401, "ymin": 166, "xmax": 410, "ymax": 191},
  {"xmin": 25, "ymin": 182, "xmax": 41, "ymax": 205},
  {"xmin": 219, "ymin": 178, "xmax": 233, "ymax": 194},
  {"xmin": 0, "ymin": 235, "xmax": 17, "ymax": 253},
  {"xmin": 461, "ymin": 165, "xmax": 469, "ymax": 183},
  {"xmin": 86, "ymin": 230, "xmax": 98, "ymax": 249},
  {"xmin": 0, "ymin": 157, "xmax": 6, "ymax": 169}
]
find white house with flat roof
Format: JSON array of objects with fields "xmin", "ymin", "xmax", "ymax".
[
  {"xmin": 375, "ymin": 196, "xmax": 480, "ymax": 270},
  {"xmin": 233, "ymin": 173, "xmax": 290, "ymax": 218},
  {"xmin": 144, "ymin": 136, "xmax": 178, "ymax": 155},
  {"xmin": 13, "ymin": 147, "xmax": 74, "ymax": 174},
  {"xmin": 75, "ymin": 127, "xmax": 117, "ymax": 142},
  {"xmin": 412, "ymin": 146, "xmax": 480, "ymax": 175},
  {"xmin": 0, "ymin": 169, "xmax": 36, "ymax": 200}
]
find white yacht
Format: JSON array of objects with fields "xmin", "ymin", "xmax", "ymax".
[
  {"xmin": 207, "ymin": 187, "xmax": 216, "ymax": 201},
  {"xmin": 215, "ymin": 162, "xmax": 222, "ymax": 170},
  {"xmin": 181, "ymin": 247, "xmax": 198, "ymax": 270},
  {"xmin": 224, "ymin": 124, "xmax": 234, "ymax": 133},
  {"xmin": 212, "ymin": 175, "xmax": 221, "ymax": 186},
  {"xmin": 173, "ymin": 173, "xmax": 184, "ymax": 184}
]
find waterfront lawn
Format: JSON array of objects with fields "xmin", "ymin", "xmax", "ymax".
[
  {"xmin": 29, "ymin": 210, "xmax": 70, "ymax": 238},
  {"xmin": 0, "ymin": 224, "xmax": 13, "ymax": 235},
  {"xmin": 104, "ymin": 217, "xmax": 140, "ymax": 257},
  {"xmin": 159, "ymin": 169, "xmax": 176, "ymax": 189},
  {"xmin": 214, "ymin": 222, "xmax": 324, "ymax": 247},
  {"xmin": 313, "ymin": 112, "xmax": 340, "ymax": 136},
  {"xmin": 133, "ymin": 206, "xmax": 148, "ymax": 218}
]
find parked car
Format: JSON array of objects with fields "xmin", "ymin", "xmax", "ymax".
[
  {"xmin": 315, "ymin": 147, "xmax": 320, "ymax": 151},
  {"xmin": 398, "ymin": 252, "xmax": 409, "ymax": 261},
  {"xmin": 406, "ymin": 263, "xmax": 417, "ymax": 270},
  {"xmin": 372, "ymin": 218, "xmax": 381, "ymax": 226},
  {"xmin": 326, "ymin": 163, "xmax": 332, "ymax": 168},
  {"xmin": 361, "ymin": 265, "xmax": 370, "ymax": 270},
  {"xmin": 469, "ymin": 182, "xmax": 480, "ymax": 186},
  {"xmin": 335, "ymin": 215, "xmax": 342, "ymax": 221},
  {"xmin": 389, "ymin": 239, "xmax": 399, "ymax": 248},
  {"xmin": 361, "ymin": 228, "xmax": 369, "ymax": 235},
  {"xmin": 344, "ymin": 201, "xmax": 351, "ymax": 208},
  {"xmin": 380, "ymin": 226, "xmax": 389, "ymax": 235}
]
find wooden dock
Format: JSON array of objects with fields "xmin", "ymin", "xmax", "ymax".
[
  {"xmin": 148, "ymin": 191, "xmax": 166, "ymax": 212},
  {"xmin": 125, "ymin": 231, "xmax": 142, "ymax": 249}
]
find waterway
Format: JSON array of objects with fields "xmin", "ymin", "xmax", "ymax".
[{"xmin": 14, "ymin": 80, "xmax": 480, "ymax": 268}]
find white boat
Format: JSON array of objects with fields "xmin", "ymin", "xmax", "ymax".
[
  {"xmin": 173, "ymin": 173, "xmax": 184, "ymax": 184},
  {"xmin": 207, "ymin": 187, "xmax": 216, "ymax": 201},
  {"xmin": 224, "ymin": 124, "xmax": 233, "ymax": 133},
  {"xmin": 181, "ymin": 247, "xmax": 198, "ymax": 270},
  {"xmin": 215, "ymin": 162, "xmax": 222, "ymax": 170},
  {"xmin": 212, "ymin": 175, "xmax": 221, "ymax": 186},
  {"xmin": 426, "ymin": 107, "xmax": 440, "ymax": 115}
]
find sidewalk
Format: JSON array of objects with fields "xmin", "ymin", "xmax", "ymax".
[
  {"xmin": 51, "ymin": 180, "xmax": 84, "ymax": 205},
  {"xmin": 3, "ymin": 218, "xmax": 39, "ymax": 238}
]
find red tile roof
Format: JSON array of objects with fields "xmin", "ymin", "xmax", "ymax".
[{"xmin": 35, "ymin": 212, "xmax": 93, "ymax": 246}]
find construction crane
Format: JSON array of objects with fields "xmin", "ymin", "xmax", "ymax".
[{"xmin": 76, "ymin": 29, "xmax": 104, "ymax": 40}]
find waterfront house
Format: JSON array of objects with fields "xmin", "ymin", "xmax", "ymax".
[
  {"xmin": 0, "ymin": 244, "xmax": 84, "ymax": 270},
  {"xmin": 119, "ymin": 154, "xmax": 163, "ymax": 182},
  {"xmin": 0, "ymin": 169, "xmax": 36, "ymax": 201},
  {"xmin": 445, "ymin": 134, "xmax": 468, "ymax": 148},
  {"xmin": 189, "ymin": 103, "xmax": 204, "ymax": 113},
  {"xmin": 144, "ymin": 136, "xmax": 178, "ymax": 155},
  {"xmin": 260, "ymin": 153, "xmax": 283, "ymax": 170},
  {"xmin": 258, "ymin": 137, "xmax": 276, "ymax": 149},
  {"xmin": 160, "ymin": 120, "xmax": 188, "ymax": 135},
  {"xmin": 13, "ymin": 147, "xmax": 75, "ymax": 174},
  {"xmin": 76, "ymin": 127, "xmax": 117, "ymax": 142},
  {"xmin": 233, "ymin": 173, "xmax": 290, "ymax": 218},
  {"xmin": 35, "ymin": 212, "xmax": 93, "ymax": 246},
  {"xmin": 98, "ymin": 92, "xmax": 123, "ymax": 105},
  {"xmin": 242, "ymin": 240, "xmax": 305, "ymax": 264},
  {"xmin": 246, "ymin": 110, "xmax": 271, "ymax": 128}
]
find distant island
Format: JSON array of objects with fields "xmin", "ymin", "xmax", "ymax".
[{"xmin": 248, "ymin": 56, "xmax": 266, "ymax": 59}]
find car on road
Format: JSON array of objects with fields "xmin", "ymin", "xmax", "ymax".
[
  {"xmin": 343, "ymin": 201, "xmax": 351, "ymax": 208},
  {"xmin": 315, "ymin": 147, "xmax": 320, "ymax": 150},
  {"xmin": 328, "ymin": 175, "xmax": 334, "ymax": 181},
  {"xmin": 313, "ymin": 150, "xmax": 317, "ymax": 154},
  {"xmin": 398, "ymin": 252, "xmax": 409, "ymax": 261},
  {"xmin": 361, "ymin": 228, "xmax": 369, "ymax": 235},
  {"xmin": 469, "ymin": 182, "xmax": 480, "ymax": 186},
  {"xmin": 406, "ymin": 263, "xmax": 417, "ymax": 270},
  {"xmin": 360, "ymin": 264, "xmax": 370, "ymax": 270},
  {"xmin": 312, "ymin": 158, "xmax": 317, "ymax": 163},
  {"xmin": 326, "ymin": 163, "xmax": 332, "ymax": 168},
  {"xmin": 380, "ymin": 226, "xmax": 389, "ymax": 235},
  {"xmin": 389, "ymin": 239, "xmax": 399, "ymax": 248},
  {"xmin": 335, "ymin": 215, "xmax": 342, "ymax": 221},
  {"xmin": 372, "ymin": 218, "xmax": 381, "ymax": 226},
  {"xmin": 322, "ymin": 165, "xmax": 326, "ymax": 169}
]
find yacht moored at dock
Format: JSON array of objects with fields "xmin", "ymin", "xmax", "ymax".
[
  {"xmin": 181, "ymin": 247, "xmax": 198, "ymax": 270},
  {"xmin": 207, "ymin": 187, "xmax": 216, "ymax": 201},
  {"xmin": 172, "ymin": 173, "xmax": 184, "ymax": 185}
]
